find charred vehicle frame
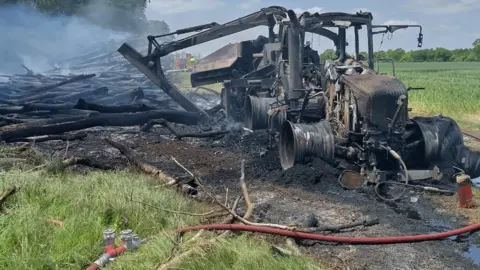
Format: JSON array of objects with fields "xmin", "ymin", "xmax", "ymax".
[
  {"xmin": 117, "ymin": 7, "xmax": 480, "ymax": 201},
  {"xmin": 257, "ymin": 10, "xmax": 479, "ymax": 200}
]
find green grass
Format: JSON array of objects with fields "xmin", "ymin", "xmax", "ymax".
[
  {"xmin": 0, "ymin": 168, "xmax": 321, "ymax": 269},
  {"xmin": 174, "ymin": 71, "xmax": 223, "ymax": 93},
  {"xmin": 377, "ymin": 62, "xmax": 480, "ymax": 129}
]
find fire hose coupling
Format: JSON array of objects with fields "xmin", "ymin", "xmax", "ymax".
[
  {"xmin": 86, "ymin": 229, "xmax": 144, "ymax": 270},
  {"xmin": 120, "ymin": 229, "xmax": 143, "ymax": 249},
  {"xmin": 103, "ymin": 229, "xmax": 116, "ymax": 247}
]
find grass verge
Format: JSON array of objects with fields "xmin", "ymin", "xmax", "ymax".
[{"xmin": 0, "ymin": 168, "xmax": 322, "ymax": 269}]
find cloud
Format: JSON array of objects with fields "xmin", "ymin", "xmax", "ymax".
[
  {"xmin": 236, "ymin": 0, "xmax": 261, "ymax": 10},
  {"xmin": 436, "ymin": 24, "xmax": 460, "ymax": 30},
  {"xmin": 292, "ymin": 7, "xmax": 325, "ymax": 15},
  {"xmin": 146, "ymin": 0, "xmax": 225, "ymax": 16},
  {"xmin": 350, "ymin": 7, "xmax": 371, "ymax": 13},
  {"xmin": 404, "ymin": 0, "xmax": 480, "ymax": 14},
  {"xmin": 383, "ymin": 19, "xmax": 419, "ymax": 25}
]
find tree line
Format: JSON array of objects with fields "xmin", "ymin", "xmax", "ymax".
[
  {"xmin": 0, "ymin": 0, "xmax": 170, "ymax": 34},
  {"xmin": 320, "ymin": 39, "xmax": 480, "ymax": 62}
]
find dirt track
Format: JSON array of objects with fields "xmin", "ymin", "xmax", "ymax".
[{"xmin": 33, "ymin": 124, "xmax": 480, "ymax": 270}]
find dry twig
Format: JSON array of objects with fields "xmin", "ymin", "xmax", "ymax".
[
  {"xmin": 46, "ymin": 218, "xmax": 65, "ymax": 227},
  {"xmin": 106, "ymin": 138, "xmax": 179, "ymax": 185}
]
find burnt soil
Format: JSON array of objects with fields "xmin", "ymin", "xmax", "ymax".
[{"xmin": 29, "ymin": 123, "xmax": 480, "ymax": 270}]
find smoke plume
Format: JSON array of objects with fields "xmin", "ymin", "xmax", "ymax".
[{"xmin": 0, "ymin": 3, "xmax": 135, "ymax": 75}]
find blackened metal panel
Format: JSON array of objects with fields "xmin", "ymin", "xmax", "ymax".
[{"xmin": 342, "ymin": 73, "xmax": 408, "ymax": 130}]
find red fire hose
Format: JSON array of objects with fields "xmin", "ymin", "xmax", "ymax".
[
  {"xmin": 178, "ymin": 223, "xmax": 480, "ymax": 244},
  {"xmin": 86, "ymin": 245, "xmax": 127, "ymax": 270}
]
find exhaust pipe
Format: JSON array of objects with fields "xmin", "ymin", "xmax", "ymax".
[
  {"xmin": 245, "ymin": 96, "xmax": 286, "ymax": 130},
  {"xmin": 279, "ymin": 120, "xmax": 335, "ymax": 170}
]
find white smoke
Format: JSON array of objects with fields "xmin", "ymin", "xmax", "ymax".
[{"xmin": 0, "ymin": 3, "xmax": 134, "ymax": 74}]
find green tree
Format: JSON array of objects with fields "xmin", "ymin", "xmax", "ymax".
[
  {"xmin": 434, "ymin": 47, "xmax": 452, "ymax": 62},
  {"xmin": 473, "ymin": 38, "xmax": 480, "ymax": 48},
  {"xmin": 400, "ymin": 51, "xmax": 412, "ymax": 62},
  {"xmin": 473, "ymin": 38, "xmax": 480, "ymax": 59},
  {"xmin": 320, "ymin": 49, "xmax": 337, "ymax": 62},
  {"xmin": 390, "ymin": 48, "xmax": 405, "ymax": 61},
  {"xmin": 425, "ymin": 49, "xmax": 435, "ymax": 62},
  {"xmin": 410, "ymin": 50, "xmax": 427, "ymax": 62},
  {"xmin": 450, "ymin": 49, "xmax": 470, "ymax": 61},
  {"xmin": 374, "ymin": 50, "xmax": 387, "ymax": 59}
]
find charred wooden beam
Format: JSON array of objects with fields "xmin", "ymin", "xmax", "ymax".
[
  {"xmin": 73, "ymin": 99, "xmax": 154, "ymax": 113},
  {"xmin": 1, "ymin": 110, "xmax": 204, "ymax": 141},
  {"xmin": 27, "ymin": 74, "xmax": 96, "ymax": 93}
]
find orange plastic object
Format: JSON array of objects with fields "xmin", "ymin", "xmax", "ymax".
[{"xmin": 456, "ymin": 174, "xmax": 475, "ymax": 208}]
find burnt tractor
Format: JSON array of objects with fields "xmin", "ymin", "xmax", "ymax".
[
  {"xmin": 245, "ymin": 10, "xmax": 480, "ymax": 200},
  {"xmin": 117, "ymin": 7, "xmax": 480, "ymax": 200}
]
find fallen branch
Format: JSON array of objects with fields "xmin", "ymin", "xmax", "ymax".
[
  {"xmin": 8, "ymin": 132, "xmax": 88, "ymax": 143},
  {"xmin": 74, "ymin": 98, "xmax": 155, "ymax": 113},
  {"xmin": 27, "ymin": 74, "xmax": 96, "ymax": 93},
  {"xmin": 46, "ymin": 218, "xmax": 65, "ymax": 227},
  {"xmin": 22, "ymin": 102, "xmax": 76, "ymax": 112},
  {"xmin": 239, "ymin": 159, "xmax": 254, "ymax": 219},
  {"xmin": 43, "ymin": 157, "xmax": 111, "ymax": 173},
  {"xmin": 10, "ymin": 87, "xmax": 107, "ymax": 105},
  {"xmin": 271, "ymin": 245, "xmax": 295, "ymax": 257},
  {"xmin": 171, "ymin": 157, "xmax": 294, "ymax": 231},
  {"xmin": 141, "ymin": 119, "xmax": 228, "ymax": 140},
  {"xmin": 93, "ymin": 87, "xmax": 144, "ymax": 104},
  {"xmin": 104, "ymin": 138, "xmax": 179, "ymax": 185},
  {"xmin": 301, "ymin": 218, "xmax": 380, "ymax": 233},
  {"xmin": 1, "ymin": 111, "xmax": 203, "ymax": 141}
]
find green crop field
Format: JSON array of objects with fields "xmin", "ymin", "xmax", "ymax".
[{"xmin": 376, "ymin": 62, "xmax": 480, "ymax": 129}]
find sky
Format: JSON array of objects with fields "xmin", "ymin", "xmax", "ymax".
[{"xmin": 145, "ymin": 0, "xmax": 478, "ymax": 57}]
